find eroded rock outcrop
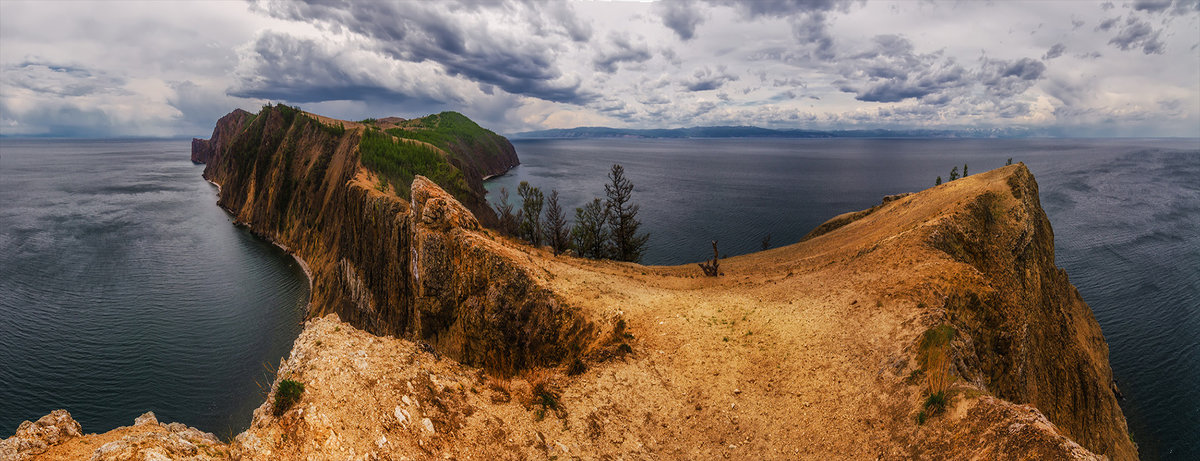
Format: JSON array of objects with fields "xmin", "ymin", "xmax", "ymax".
[
  {"xmin": 0, "ymin": 410, "xmax": 82, "ymax": 460},
  {"xmin": 1, "ymin": 411, "xmax": 227, "ymax": 460}
]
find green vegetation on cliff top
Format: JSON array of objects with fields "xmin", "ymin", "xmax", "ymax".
[
  {"xmin": 384, "ymin": 111, "xmax": 507, "ymax": 161},
  {"xmin": 359, "ymin": 128, "xmax": 470, "ymax": 200}
]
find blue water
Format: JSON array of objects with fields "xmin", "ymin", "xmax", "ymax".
[
  {"xmin": 0, "ymin": 139, "xmax": 310, "ymax": 438},
  {"xmin": 488, "ymin": 137, "xmax": 1200, "ymax": 460}
]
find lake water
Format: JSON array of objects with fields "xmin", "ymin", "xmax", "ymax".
[
  {"xmin": 488, "ymin": 137, "xmax": 1199, "ymax": 460},
  {"xmin": 0, "ymin": 139, "xmax": 309, "ymax": 438}
]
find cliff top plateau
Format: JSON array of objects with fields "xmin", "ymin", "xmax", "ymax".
[{"xmin": 4, "ymin": 108, "xmax": 1135, "ymax": 460}]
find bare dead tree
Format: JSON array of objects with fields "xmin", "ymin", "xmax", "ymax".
[{"xmin": 698, "ymin": 240, "xmax": 720, "ymax": 277}]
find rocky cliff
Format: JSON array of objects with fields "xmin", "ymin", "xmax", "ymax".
[
  {"xmin": 4, "ymin": 110, "xmax": 1135, "ymax": 459},
  {"xmin": 191, "ymin": 105, "xmax": 607, "ymax": 373}
]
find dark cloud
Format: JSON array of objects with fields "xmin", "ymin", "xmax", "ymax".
[
  {"xmin": 653, "ymin": 0, "xmax": 854, "ymax": 59},
  {"xmin": 790, "ymin": 12, "xmax": 836, "ymax": 60},
  {"xmin": 656, "ymin": 0, "xmax": 705, "ymax": 40},
  {"xmin": 837, "ymin": 35, "xmax": 970, "ymax": 103},
  {"xmin": 593, "ymin": 33, "xmax": 653, "ymax": 73},
  {"xmin": 1134, "ymin": 0, "xmax": 1174, "ymax": 12},
  {"xmin": 835, "ymin": 35, "xmax": 1046, "ymax": 109},
  {"xmin": 979, "ymin": 58, "xmax": 1046, "ymax": 97},
  {"xmin": 1108, "ymin": 17, "xmax": 1166, "ymax": 54},
  {"xmin": 227, "ymin": 32, "xmax": 454, "ymax": 104},
  {"xmin": 249, "ymin": 0, "xmax": 594, "ymax": 104},
  {"xmin": 1043, "ymin": 43, "xmax": 1067, "ymax": 60},
  {"xmin": 1097, "ymin": 17, "xmax": 1120, "ymax": 31},
  {"xmin": 720, "ymin": 0, "xmax": 854, "ymax": 18},
  {"xmin": 1135, "ymin": 0, "xmax": 1200, "ymax": 15},
  {"xmin": 683, "ymin": 66, "xmax": 738, "ymax": 91}
]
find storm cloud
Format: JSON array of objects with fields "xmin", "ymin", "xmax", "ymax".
[
  {"xmin": 247, "ymin": 0, "xmax": 595, "ymax": 104},
  {"xmin": 0, "ymin": 0, "xmax": 1196, "ymax": 137}
]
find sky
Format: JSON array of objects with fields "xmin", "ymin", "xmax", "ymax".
[{"xmin": 1, "ymin": 0, "xmax": 1197, "ymax": 138}]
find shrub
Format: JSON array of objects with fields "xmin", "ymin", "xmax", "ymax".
[
  {"xmin": 916, "ymin": 324, "xmax": 955, "ymax": 423},
  {"xmin": 273, "ymin": 379, "xmax": 305, "ymax": 416},
  {"xmin": 923, "ymin": 391, "xmax": 948, "ymax": 415}
]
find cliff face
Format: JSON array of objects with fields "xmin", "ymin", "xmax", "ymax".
[
  {"xmin": 3, "ymin": 112, "xmax": 1133, "ymax": 459},
  {"xmin": 195, "ymin": 106, "xmax": 610, "ymax": 373},
  {"xmin": 924, "ymin": 167, "xmax": 1135, "ymax": 459}
]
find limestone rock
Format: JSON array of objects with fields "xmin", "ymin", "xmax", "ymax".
[
  {"xmin": 134, "ymin": 411, "xmax": 159, "ymax": 427},
  {"xmin": 0, "ymin": 409, "xmax": 83, "ymax": 460},
  {"xmin": 91, "ymin": 422, "xmax": 224, "ymax": 461}
]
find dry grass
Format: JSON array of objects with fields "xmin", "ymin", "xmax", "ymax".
[{"xmin": 917, "ymin": 324, "xmax": 955, "ymax": 422}]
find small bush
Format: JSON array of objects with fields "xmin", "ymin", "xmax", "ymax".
[
  {"xmin": 524, "ymin": 369, "xmax": 562, "ymax": 421},
  {"xmin": 923, "ymin": 390, "xmax": 948, "ymax": 415},
  {"xmin": 273, "ymin": 379, "xmax": 304, "ymax": 416},
  {"xmin": 566, "ymin": 358, "xmax": 587, "ymax": 376}
]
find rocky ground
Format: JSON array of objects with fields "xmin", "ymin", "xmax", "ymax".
[{"xmin": 3, "ymin": 165, "xmax": 1131, "ymax": 460}]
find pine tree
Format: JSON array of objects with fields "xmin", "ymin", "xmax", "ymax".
[
  {"xmin": 936, "ymin": 176, "xmax": 943, "ymax": 186},
  {"xmin": 1006, "ymin": 158, "xmax": 1013, "ymax": 166},
  {"xmin": 963, "ymin": 163, "xmax": 968, "ymax": 177},
  {"xmin": 542, "ymin": 190, "xmax": 571, "ymax": 256},
  {"xmin": 604, "ymin": 164, "xmax": 649, "ymax": 262},
  {"xmin": 493, "ymin": 187, "xmax": 518, "ymax": 235},
  {"xmin": 949, "ymin": 166, "xmax": 959, "ymax": 181},
  {"xmin": 517, "ymin": 181, "xmax": 544, "ymax": 246},
  {"xmin": 571, "ymin": 198, "xmax": 609, "ymax": 259}
]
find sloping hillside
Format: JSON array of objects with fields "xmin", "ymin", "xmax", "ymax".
[{"xmin": 4, "ymin": 109, "xmax": 1134, "ymax": 460}]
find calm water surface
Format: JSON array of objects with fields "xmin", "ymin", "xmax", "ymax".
[
  {"xmin": 489, "ymin": 137, "xmax": 1199, "ymax": 460},
  {"xmin": 0, "ymin": 139, "xmax": 309, "ymax": 438}
]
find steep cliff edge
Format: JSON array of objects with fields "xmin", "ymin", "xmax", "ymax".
[
  {"xmin": 194, "ymin": 105, "xmax": 610, "ymax": 373},
  {"xmin": 5, "ymin": 110, "xmax": 1134, "ymax": 459},
  {"xmin": 203, "ymin": 127, "xmax": 1129, "ymax": 459},
  {"xmin": 226, "ymin": 161, "xmax": 1134, "ymax": 460}
]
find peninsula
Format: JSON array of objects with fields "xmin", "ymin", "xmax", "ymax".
[{"xmin": 3, "ymin": 107, "xmax": 1135, "ymax": 460}]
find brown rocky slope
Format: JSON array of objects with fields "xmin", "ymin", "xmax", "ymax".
[{"xmin": 4, "ymin": 108, "xmax": 1135, "ymax": 459}]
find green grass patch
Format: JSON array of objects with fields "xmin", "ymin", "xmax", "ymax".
[
  {"xmin": 358, "ymin": 128, "xmax": 468, "ymax": 198},
  {"xmin": 272, "ymin": 379, "xmax": 304, "ymax": 416},
  {"xmin": 383, "ymin": 111, "xmax": 505, "ymax": 160},
  {"xmin": 923, "ymin": 391, "xmax": 948, "ymax": 415}
]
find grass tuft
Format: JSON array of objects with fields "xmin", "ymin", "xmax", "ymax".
[{"xmin": 272, "ymin": 379, "xmax": 304, "ymax": 416}]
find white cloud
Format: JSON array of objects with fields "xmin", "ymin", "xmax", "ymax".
[{"xmin": 0, "ymin": 0, "xmax": 1196, "ymax": 137}]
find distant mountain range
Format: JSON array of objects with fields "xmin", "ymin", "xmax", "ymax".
[{"xmin": 511, "ymin": 125, "xmax": 1041, "ymax": 139}]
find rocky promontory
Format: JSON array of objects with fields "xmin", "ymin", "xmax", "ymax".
[{"xmin": 5, "ymin": 108, "xmax": 1136, "ymax": 460}]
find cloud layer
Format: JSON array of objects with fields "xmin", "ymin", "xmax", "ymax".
[{"xmin": 1, "ymin": 0, "xmax": 1197, "ymax": 137}]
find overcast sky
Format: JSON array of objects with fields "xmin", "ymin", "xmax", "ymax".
[{"xmin": 1, "ymin": 0, "xmax": 1197, "ymax": 137}]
